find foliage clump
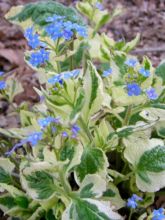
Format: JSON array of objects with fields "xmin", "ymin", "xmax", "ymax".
[{"xmin": 0, "ymin": 0, "xmax": 165, "ymax": 219}]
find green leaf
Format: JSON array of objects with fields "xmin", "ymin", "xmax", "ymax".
[
  {"xmin": 60, "ymin": 142, "xmax": 75, "ymax": 162},
  {"xmin": 5, "ymin": 207, "xmax": 33, "ymax": 220},
  {"xmin": 137, "ymin": 145, "xmax": 165, "ymax": 178},
  {"xmin": 0, "ymin": 158, "xmax": 15, "ymax": 184},
  {"xmin": 140, "ymin": 107, "xmax": 165, "ymax": 121},
  {"xmin": 112, "ymin": 86, "xmax": 146, "ymax": 106},
  {"xmin": 70, "ymin": 89, "xmax": 85, "ymax": 120},
  {"xmin": 151, "ymin": 103, "xmax": 165, "ymax": 110},
  {"xmin": 76, "ymin": 147, "xmax": 108, "ymax": 182},
  {"xmin": 71, "ymin": 199, "xmax": 112, "ymax": 220},
  {"xmin": 0, "ymin": 194, "xmax": 16, "ymax": 212},
  {"xmin": 82, "ymin": 61, "xmax": 110, "ymax": 122},
  {"xmin": 79, "ymin": 174, "xmax": 106, "ymax": 198},
  {"xmin": 88, "ymin": 63, "xmax": 99, "ymax": 109},
  {"xmin": 27, "ymin": 207, "xmax": 45, "ymax": 220},
  {"xmin": 15, "ymin": 196, "xmax": 29, "ymax": 209},
  {"xmin": 6, "ymin": 77, "xmax": 24, "ymax": 102},
  {"xmin": 59, "ymin": 142, "xmax": 83, "ymax": 173},
  {"xmin": 95, "ymin": 14, "xmax": 111, "ymax": 32},
  {"xmin": 156, "ymin": 121, "xmax": 165, "ymax": 138},
  {"xmin": 0, "ymin": 167, "xmax": 12, "ymax": 184},
  {"xmin": 62, "ymin": 198, "xmax": 122, "ymax": 220},
  {"xmin": 103, "ymin": 183, "xmax": 125, "ymax": 210},
  {"xmin": 76, "ymin": 2, "xmax": 93, "ymax": 18},
  {"xmin": 24, "ymin": 171, "xmax": 55, "ymax": 200},
  {"xmin": 122, "ymin": 34, "xmax": 140, "ymax": 53},
  {"xmin": 7, "ymin": 1, "xmax": 84, "ymax": 27},
  {"xmin": 155, "ymin": 60, "xmax": 165, "ymax": 84},
  {"xmin": 46, "ymin": 209, "xmax": 57, "ymax": 220},
  {"xmin": 124, "ymin": 137, "xmax": 165, "ymax": 192}
]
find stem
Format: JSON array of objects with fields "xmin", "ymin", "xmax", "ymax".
[
  {"xmin": 115, "ymin": 172, "xmax": 133, "ymax": 185},
  {"xmin": 128, "ymin": 209, "xmax": 133, "ymax": 220},
  {"xmin": 55, "ymin": 39, "xmax": 61, "ymax": 73},
  {"xmin": 70, "ymin": 41, "xmax": 74, "ymax": 70},
  {"xmin": 123, "ymin": 105, "xmax": 132, "ymax": 126},
  {"xmin": 82, "ymin": 48, "xmax": 88, "ymax": 76},
  {"xmin": 59, "ymin": 169, "xmax": 71, "ymax": 196},
  {"xmin": 112, "ymin": 112, "xmax": 123, "ymax": 124},
  {"xmin": 79, "ymin": 117, "xmax": 93, "ymax": 142}
]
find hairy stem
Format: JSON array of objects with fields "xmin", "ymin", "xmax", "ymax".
[{"xmin": 123, "ymin": 105, "xmax": 132, "ymax": 126}]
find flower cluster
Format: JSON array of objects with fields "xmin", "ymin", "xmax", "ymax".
[
  {"xmin": 24, "ymin": 27, "xmax": 41, "ymax": 49},
  {"xmin": 152, "ymin": 208, "xmax": 165, "ymax": 220},
  {"xmin": 26, "ymin": 132, "xmax": 43, "ymax": 146},
  {"xmin": 125, "ymin": 58, "xmax": 158, "ymax": 100},
  {"xmin": 126, "ymin": 194, "xmax": 143, "ymax": 209},
  {"xmin": 45, "ymin": 14, "xmax": 87, "ymax": 41},
  {"xmin": 29, "ymin": 49, "xmax": 50, "ymax": 67},
  {"xmin": 6, "ymin": 132, "xmax": 43, "ymax": 156},
  {"xmin": 71, "ymin": 124, "xmax": 80, "ymax": 138},
  {"xmin": 38, "ymin": 116, "xmax": 60, "ymax": 129},
  {"xmin": 6, "ymin": 115, "xmax": 80, "ymax": 155},
  {"xmin": 0, "ymin": 71, "xmax": 6, "ymax": 90},
  {"xmin": 127, "ymin": 83, "xmax": 141, "ymax": 96},
  {"xmin": 62, "ymin": 124, "xmax": 80, "ymax": 139},
  {"xmin": 146, "ymin": 87, "xmax": 158, "ymax": 100},
  {"xmin": 48, "ymin": 69, "xmax": 80, "ymax": 85},
  {"xmin": 125, "ymin": 58, "xmax": 137, "ymax": 67},
  {"xmin": 139, "ymin": 67, "xmax": 150, "ymax": 77}
]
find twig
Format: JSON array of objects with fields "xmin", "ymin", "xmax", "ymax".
[{"xmin": 132, "ymin": 46, "xmax": 165, "ymax": 54}]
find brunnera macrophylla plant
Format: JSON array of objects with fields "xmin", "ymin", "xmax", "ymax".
[{"xmin": 0, "ymin": 0, "xmax": 165, "ymax": 219}]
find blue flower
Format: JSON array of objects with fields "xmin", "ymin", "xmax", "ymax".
[
  {"xmin": 29, "ymin": 49, "xmax": 49, "ymax": 67},
  {"xmin": 132, "ymin": 194, "xmax": 143, "ymax": 201},
  {"xmin": 45, "ymin": 22, "xmax": 63, "ymax": 40},
  {"xmin": 125, "ymin": 58, "xmax": 137, "ymax": 67},
  {"xmin": 127, "ymin": 83, "xmax": 141, "ymax": 96},
  {"xmin": 146, "ymin": 88, "xmax": 158, "ymax": 100},
  {"xmin": 127, "ymin": 194, "xmax": 143, "ymax": 209},
  {"xmin": 63, "ymin": 21, "xmax": 74, "ymax": 31},
  {"xmin": 39, "ymin": 49, "xmax": 50, "ymax": 62},
  {"xmin": 38, "ymin": 116, "xmax": 55, "ymax": 128},
  {"xmin": 127, "ymin": 198, "xmax": 138, "ymax": 209},
  {"xmin": 0, "ymin": 80, "xmax": 6, "ymax": 90},
  {"xmin": 24, "ymin": 27, "xmax": 40, "ymax": 49},
  {"xmin": 62, "ymin": 131, "xmax": 68, "ymax": 137},
  {"xmin": 45, "ymin": 15, "xmax": 87, "ymax": 40},
  {"xmin": 71, "ymin": 124, "xmax": 80, "ymax": 134},
  {"xmin": 52, "ymin": 127, "xmax": 56, "ymax": 133},
  {"xmin": 63, "ymin": 69, "xmax": 80, "ymax": 79},
  {"xmin": 139, "ymin": 67, "xmax": 150, "ymax": 77},
  {"xmin": 24, "ymin": 27, "xmax": 33, "ymax": 39},
  {"xmin": 152, "ymin": 208, "xmax": 165, "ymax": 220},
  {"xmin": 95, "ymin": 2, "xmax": 104, "ymax": 10},
  {"xmin": 74, "ymin": 24, "xmax": 88, "ymax": 38},
  {"xmin": 62, "ymin": 29, "xmax": 73, "ymax": 40},
  {"xmin": 28, "ymin": 34, "xmax": 40, "ymax": 49},
  {"xmin": 0, "ymin": 71, "xmax": 4, "ymax": 76},
  {"xmin": 48, "ymin": 75, "xmax": 63, "ymax": 85},
  {"xmin": 46, "ymin": 15, "xmax": 65, "ymax": 22},
  {"xmin": 102, "ymin": 68, "xmax": 112, "ymax": 77},
  {"xmin": 26, "ymin": 132, "xmax": 43, "ymax": 146},
  {"xmin": 29, "ymin": 52, "xmax": 43, "ymax": 67},
  {"xmin": 5, "ymin": 132, "xmax": 43, "ymax": 156},
  {"xmin": 5, "ymin": 142, "xmax": 25, "ymax": 156}
]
